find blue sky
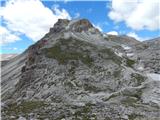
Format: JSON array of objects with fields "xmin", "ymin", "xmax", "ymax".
[{"xmin": 0, "ymin": 0, "xmax": 159, "ymax": 54}]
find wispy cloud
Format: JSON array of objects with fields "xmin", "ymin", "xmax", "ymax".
[
  {"xmin": 2, "ymin": 47, "xmax": 18, "ymax": 50},
  {"xmin": 0, "ymin": 0, "xmax": 71, "ymax": 45},
  {"xmin": 73, "ymin": 12, "xmax": 80, "ymax": 19},
  {"xmin": 108, "ymin": 0, "xmax": 160, "ymax": 31},
  {"xmin": 127, "ymin": 32, "xmax": 149, "ymax": 41},
  {"xmin": 107, "ymin": 31, "xmax": 118, "ymax": 35},
  {"xmin": 0, "ymin": 26, "xmax": 20, "ymax": 45},
  {"xmin": 93, "ymin": 24, "xmax": 103, "ymax": 32}
]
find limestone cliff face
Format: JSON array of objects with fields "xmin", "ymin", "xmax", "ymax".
[{"xmin": 1, "ymin": 19, "xmax": 160, "ymax": 120}]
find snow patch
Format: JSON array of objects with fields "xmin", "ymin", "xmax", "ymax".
[
  {"xmin": 115, "ymin": 51, "xmax": 123, "ymax": 57},
  {"xmin": 127, "ymin": 53, "xmax": 134, "ymax": 57},
  {"xmin": 64, "ymin": 32, "xmax": 71, "ymax": 39},
  {"xmin": 147, "ymin": 73, "xmax": 160, "ymax": 81},
  {"xmin": 66, "ymin": 19, "xmax": 79, "ymax": 30},
  {"xmin": 122, "ymin": 45, "xmax": 131, "ymax": 50},
  {"xmin": 18, "ymin": 116, "xmax": 26, "ymax": 120},
  {"xmin": 137, "ymin": 66, "xmax": 144, "ymax": 71}
]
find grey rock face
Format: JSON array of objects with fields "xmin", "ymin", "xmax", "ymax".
[
  {"xmin": 49, "ymin": 19, "xmax": 70, "ymax": 33},
  {"xmin": 1, "ymin": 19, "xmax": 160, "ymax": 120},
  {"xmin": 124, "ymin": 37, "xmax": 160, "ymax": 74},
  {"xmin": 104, "ymin": 34, "xmax": 141, "ymax": 46},
  {"xmin": 134, "ymin": 38, "xmax": 160, "ymax": 73},
  {"xmin": 104, "ymin": 34, "xmax": 160, "ymax": 74}
]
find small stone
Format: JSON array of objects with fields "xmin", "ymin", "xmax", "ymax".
[
  {"xmin": 10, "ymin": 116, "xmax": 16, "ymax": 119},
  {"xmin": 18, "ymin": 116, "xmax": 27, "ymax": 120}
]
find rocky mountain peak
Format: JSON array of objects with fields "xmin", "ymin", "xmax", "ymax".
[
  {"xmin": 56, "ymin": 19, "xmax": 70, "ymax": 25},
  {"xmin": 1, "ymin": 19, "xmax": 160, "ymax": 120},
  {"xmin": 54, "ymin": 19, "xmax": 70, "ymax": 28},
  {"xmin": 49, "ymin": 19, "xmax": 70, "ymax": 33},
  {"xmin": 49, "ymin": 18, "xmax": 100, "ymax": 34},
  {"xmin": 69, "ymin": 19, "xmax": 94, "ymax": 32}
]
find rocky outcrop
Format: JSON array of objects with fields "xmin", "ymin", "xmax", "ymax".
[
  {"xmin": 69, "ymin": 19, "xmax": 93, "ymax": 32},
  {"xmin": 49, "ymin": 19, "xmax": 70, "ymax": 33},
  {"xmin": 1, "ymin": 19, "xmax": 160, "ymax": 120},
  {"xmin": 104, "ymin": 34, "xmax": 160, "ymax": 74}
]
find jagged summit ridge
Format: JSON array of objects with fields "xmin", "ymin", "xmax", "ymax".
[{"xmin": 49, "ymin": 18, "xmax": 100, "ymax": 34}]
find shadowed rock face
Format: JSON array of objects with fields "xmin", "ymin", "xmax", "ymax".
[
  {"xmin": 50, "ymin": 19, "xmax": 70, "ymax": 33},
  {"xmin": 70, "ymin": 19, "xmax": 93, "ymax": 32},
  {"xmin": 48, "ymin": 18, "xmax": 100, "ymax": 35},
  {"xmin": 1, "ymin": 19, "xmax": 160, "ymax": 120}
]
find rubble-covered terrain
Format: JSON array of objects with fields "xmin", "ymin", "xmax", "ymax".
[{"xmin": 1, "ymin": 19, "xmax": 160, "ymax": 120}]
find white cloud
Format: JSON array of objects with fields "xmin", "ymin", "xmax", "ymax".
[
  {"xmin": 13, "ymin": 47, "xmax": 17, "ymax": 50},
  {"xmin": 127, "ymin": 32, "xmax": 141, "ymax": 40},
  {"xmin": 0, "ymin": 0, "xmax": 71, "ymax": 43},
  {"xmin": 52, "ymin": 4, "xmax": 60, "ymax": 9},
  {"xmin": 108, "ymin": 0, "xmax": 160, "ymax": 31},
  {"xmin": 53, "ymin": 5, "xmax": 71, "ymax": 20},
  {"xmin": 107, "ymin": 31, "xmax": 118, "ymax": 35},
  {"xmin": 74, "ymin": 12, "xmax": 80, "ymax": 19},
  {"xmin": 64, "ymin": 0, "xmax": 69, "ymax": 4},
  {"xmin": 93, "ymin": 24, "xmax": 103, "ymax": 32},
  {"xmin": 0, "ymin": 26, "xmax": 20, "ymax": 45},
  {"xmin": 127, "ymin": 32, "xmax": 148, "ymax": 41},
  {"xmin": 3, "ymin": 47, "xmax": 18, "ymax": 50}
]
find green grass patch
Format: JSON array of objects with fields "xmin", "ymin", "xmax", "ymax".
[
  {"xmin": 64, "ymin": 80, "xmax": 75, "ymax": 89},
  {"xmin": 121, "ymin": 97, "xmax": 138, "ymax": 106},
  {"xmin": 44, "ymin": 39, "xmax": 93, "ymax": 67},
  {"xmin": 131, "ymin": 73, "xmax": 146, "ymax": 86},
  {"xmin": 113, "ymin": 70, "xmax": 121, "ymax": 78},
  {"xmin": 126, "ymin": 58, "xmax": 136, "ymax": 67},
  {"xmin": 4, "ymin": 101, "xmax": 47, "ymax": 116},
  {"xmin": 74, "ymin": 103, "xmax": 97, "ymax": 120},
  {"xmin": 128, "ymin": 113, "xmax": 144, "ymax": 120},
  {"xmin": 83, "ymin": 83, "xmax": 101, "ymax": 92},
  {"xmin": 100, "ymin": 48, "xmax": 122, "ymax": 65},
  {"xmin": 103, "ymin": 93, "xmax": 118, "ymax": 101}
]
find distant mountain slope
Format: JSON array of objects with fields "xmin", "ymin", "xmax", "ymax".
[
  {"xmin": 132, "ymin": 37, "xmax": 160, "ymax": 73},
  {"xmin": 103, "ymin": 35, "xmax": 160, "ymax": 74},
  {"xmin": 0, "ymin": 54, "xmax": 18, "ymax": 66},
  {"xmin": 1, "ymin": 19, "xmax": 160, "ymax": 120},
  {"xmin": 143, "ymin": 37, "xmax": 160, "ymax": 49},
  {"xmin": 0, "ymin": 54, "xmax": 18, "ymax": 61},
  {"xmin": 103, "ymin": 34, "xmax": 140, "ymax": 46}
]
